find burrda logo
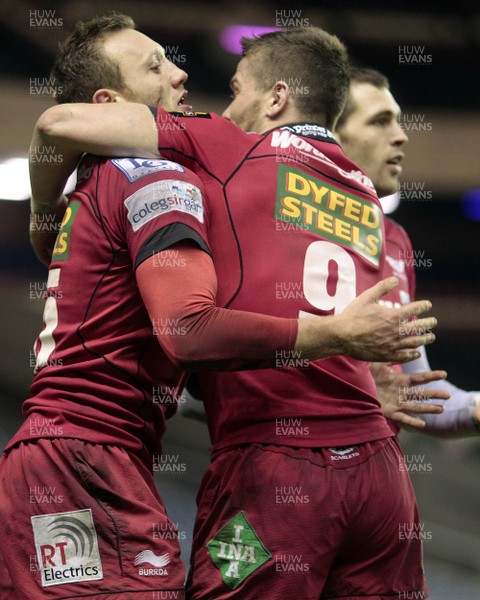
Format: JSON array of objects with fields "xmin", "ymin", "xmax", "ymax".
[
  {"xmin": 31, "ymin": 509, "xmax": 103, "ymax": 587},
  {"xmin": 134, "ymin": 550, "xmax": 171, "ymax": 576}
]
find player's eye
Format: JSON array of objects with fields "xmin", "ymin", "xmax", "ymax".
[{"xmin": 372, "ymin": 117, "xmax": 388, "ymax": 126}]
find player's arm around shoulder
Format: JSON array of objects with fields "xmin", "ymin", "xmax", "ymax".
[
  {"xmin": 29, "ymin": 103, "xmax": 160, "ymax": 264},
  {"xmin": 35, "ymin": 102, "xmax": 159, "ymax": 159}
]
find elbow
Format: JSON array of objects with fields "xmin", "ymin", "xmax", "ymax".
[
  {"xmin": 154, "ymin": 303, "xmax": 219, "ymax": 371},
  {"xmin": 35, "ymin": 105, "xmax": 73, "ymax": 142},
  {"xmin": 164, "ymin": 338, "xmax": 213, "ymax": 371},
  {"xmin": 163, "ymin": 338, "xmax": 253, "ymax": 372}
]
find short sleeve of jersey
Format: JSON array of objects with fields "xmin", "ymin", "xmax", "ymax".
[
  {"xmin": 399, "ymin": 224, "xmax": 416, "ymax": 301},
  {"xmin": 392, "ymin": 219, "xmax": 416, "ymax": 301},
  {"xmin": 154, "ymin": 108, "xmax": 258, "ymax": 179},
  {"xmin": 382, "ymin": 216, "xmax": 417, "ymax": 306},
  {"xmin": 103, "ymin": 157, "xmax": 211, "ymax": 269}
]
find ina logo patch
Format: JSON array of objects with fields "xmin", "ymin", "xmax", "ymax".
[
  {"xmin": 31, "ymin": 508, "xmax": 103, "ymax": 587},
  {"xmin": 206, "ymin": 512, "xmax": 271, "ymax": 590}
]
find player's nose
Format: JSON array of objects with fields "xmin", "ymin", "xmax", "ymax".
[
  {"xmin": 393, "ymin": 121, "xmax": 408, "ymax": 146},
  {"xmin": 222, "ymin": 104, "xmax": 232, "ymax": 120},
  {"xmin": 169, "ymin": 61, "xmax": 188, "ymax": 87}
]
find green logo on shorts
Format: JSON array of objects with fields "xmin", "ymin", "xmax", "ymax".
[{"xmin": 206, "ymin": 511, "xmax": 271, "ymax": 590}]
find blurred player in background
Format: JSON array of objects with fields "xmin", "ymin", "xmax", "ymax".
[
  {"xmin": 335, "ymin": 67, "xmax": 480, "ymax": 436},
  {"xmin": 1, "ymin": 17, "xmax": 427, "ymax": 599}
]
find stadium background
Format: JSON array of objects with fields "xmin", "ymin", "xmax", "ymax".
[{"xmin": 0, "ymin": 1, "xmax": 478, "ymax": 597}]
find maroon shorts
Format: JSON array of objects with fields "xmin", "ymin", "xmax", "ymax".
[
  {"xmin": 187, "ymin": 437, "xmax": 428, "ymax": 600},
  {"xmin": 0, "ymin": 438, "xmax": 185, "ymax": 599}
]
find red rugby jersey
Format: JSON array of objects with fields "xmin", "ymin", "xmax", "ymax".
[
  {"xmin": 381, "ymin": 216, "xmax": 417, "ymax": 435},
  {"xmin": 380, "ymin": 217, "xmax": 416, "ymax": 307},
  {"xmin": 155, "ymin": 111, "xmax": 394, "ymax": 450},
  {"xmin": 6, "ymin": 155, "xmax": 209, "ymax": 459}
]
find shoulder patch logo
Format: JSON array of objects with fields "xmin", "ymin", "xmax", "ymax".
[
  {"xmin": 111, "ymin": 158, "xmax": 184, "ymax": 183},
  {"xmin": 206, "ymin": 511, "xmax": 271, "ymax": 590},
  {"xmin": 52, "ymin": 200, "xmax": 81, "ymax": 262},
  {"xmin": 125, "ymin": 180, "xmax": 204, "ymax": 232}
]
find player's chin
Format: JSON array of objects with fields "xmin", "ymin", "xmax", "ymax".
[{"xmin": 381, "ymin": 175, "xmax": 401, "ymax": 197}]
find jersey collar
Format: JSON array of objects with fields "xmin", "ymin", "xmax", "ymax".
[{"xmin": 273, "ymin": 122, "xmax": 339, "ymax": 144}]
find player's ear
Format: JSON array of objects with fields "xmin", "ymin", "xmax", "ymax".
[
  {"xmin": 92, "ymin": 88, "xmax": 123, "ymax": 104},
  {"xmin": 266, "ymin": 81, "xmax": 289, "ymax": 118}
]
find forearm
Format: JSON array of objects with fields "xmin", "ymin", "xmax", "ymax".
[
  {"xmin": 419, "ymin": 383, "xmax": 480, "ymax": 437},
  {"xmin": 30, "ymin": 107, "xmax": 83, "ymax": 210},
  {"xmin": 29, "ymin": 113, "xmax": 83, "ymax": 265},
  {"xmin": 403, "ymin": 345, "xmax": 480, "ymax": 436},
  {"xmin": 137, "ymin": 245, "xmax": 297, "ymax": 371},
  {"xmin": 294, "ymin": 316, "xmax": 345, "ymax": 360},
  {"xmin": 160, "ymin": 300, "xmax": 298, "ymax": 371},
  {"xmin": 136, "ymin": 244, "xmax": 360, "ymax": 370},
  {"xmin": 32, "ymin": 102, "xmax": 159, "ymax": 169}
]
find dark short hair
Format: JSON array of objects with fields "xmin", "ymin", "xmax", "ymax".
[
  {"xmin": 336, "ymin": 67, "xmax": 390, "ymax": 129},
  {"xmin": 51, "ymin": 12, "xmax": 135, "ymax": 104},
  {"xmin": 241, "ymin": 27, "xmax": 350, "ymax": 130}
]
